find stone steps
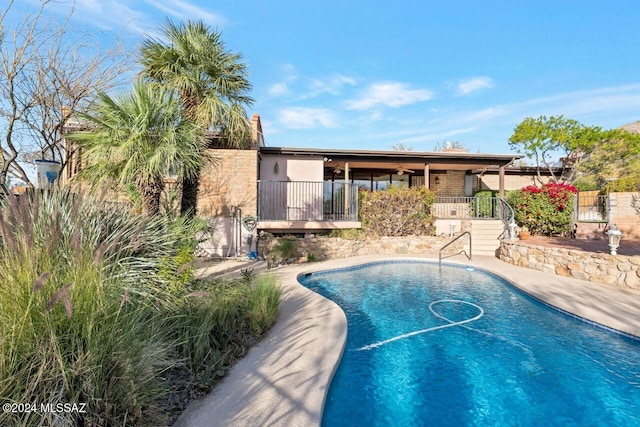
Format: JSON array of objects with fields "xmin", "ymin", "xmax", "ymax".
[{"xmin": 468, "ymin": 220, "xmax": 506, "ymax": 257}]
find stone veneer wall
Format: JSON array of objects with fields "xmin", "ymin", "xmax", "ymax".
[
  {"xmin": 432, "ymin": 170, "xmax": 465, "ymax": 196},
  {"xmin": 197, "ymin": 148, "xmax": 258, "ymax": 217},
  {"xmin": 196, "ymin": 148, "xmax": 258, "ymax": 257},
  {"xmin": 498, "ymin": 240, "xmax": 640, "ymax": 290},
  {"xmin": 260, "ymin": 235, "xmax": 466, "ymax": 261}
]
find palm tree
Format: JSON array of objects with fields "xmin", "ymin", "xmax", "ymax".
[
  {"xmin": 68, "ymin": 81, "xmax": 206, "ymax": 216},
  {"xmin": 139, "ymin": 19, "xmax": 254, "ymax": 216}
]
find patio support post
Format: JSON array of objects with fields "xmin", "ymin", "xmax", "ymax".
[
  {"xmin": 344, "ymin": 162, "xmax": 350, "ymax": 218},
  {"xmin": 498, "ymin": 165, "xmax": 505, "ymax": 199},
  {"xmin": 424, "ymin": 163, "xmax": 430, "ymax": 189}
]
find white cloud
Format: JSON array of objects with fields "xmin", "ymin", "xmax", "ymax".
[
  {"xmin": 143, "ymin": 0, "xmax": 227, "ymax": 27},
  {"xmin": 455, "ymin": 106, "xmax": 510, "ymax": 123},
  {"xmin": 403, "ymin": 83, "xmax": 640, "ymax": 147},
  {"xmin": 271, "ymin": 72, "xmax": 356, "ymax": 100},
  {"xmin": 266, "ymin": 63, "xmax": 299, "ymax": 98},
  {"xmin": 347, "ymin": 82, "xmax": 434, "ymax": 110},
  {"xmin": 278, "ymin": 107, "xmax": 339, "ymax": 129},
  {"xmin": 307, "ymin": 74, "xmax": 357, "ymax": 97},
  {"xmin": 398, "ymin": 127, "xmax": 478, "ymax": 145},
  {"xmin": 71, "ymin": 0, "xmax": 151, "ymax": 34},
  {"xmin": 456, "ymin": 77, "xmax": 495, "ymax": 96},
  {"xmin": 515, "ymin": 83, "xmax": 640, "ymax": 118},
  {"xmin": 268, "ymin": 82, "xmax": 290, "ymax": 97}
]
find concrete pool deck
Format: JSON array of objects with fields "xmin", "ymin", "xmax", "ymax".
[{"xmin": 174, "ymin": 255, "xmax": 640, "ymax": 427}]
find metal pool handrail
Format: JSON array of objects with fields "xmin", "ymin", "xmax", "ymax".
[{"xmin": 439, "ymin": 231, "xmax": 472, "ymax": 266}]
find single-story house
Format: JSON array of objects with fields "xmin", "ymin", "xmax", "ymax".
[
  {"xmin": 194, "ymin": 115, "xmax": 544, "ymax": 256},
  {"xmin": 66, "ymin": 113, "xmax": 576, "ymax": 256}
]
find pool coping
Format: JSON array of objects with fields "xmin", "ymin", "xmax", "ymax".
[{"xmin": 174, "ymin": 254, "xmax": 640, "ymax": 427}]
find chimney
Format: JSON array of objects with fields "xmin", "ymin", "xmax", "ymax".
[{"xmin": 251, "ymin": 114, "xmax": 264, "ymax": 147}]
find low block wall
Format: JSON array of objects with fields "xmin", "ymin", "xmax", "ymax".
[
  {"xmin": 609, "ymin": 192, "xmax": 640, "ymax": 239},
  {"xmin": 498, "ymin": 241, "xmax": 640, "ymax": 290},
  {"xmin": 260, "ymin": 235, "xmax": 465, "ymax": 261}
]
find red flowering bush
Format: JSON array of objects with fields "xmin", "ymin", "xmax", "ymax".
[{"xmin": 507, "ymin": 183, "xmax": 578, "ymax": 236}]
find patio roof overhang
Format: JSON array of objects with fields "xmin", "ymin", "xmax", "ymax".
[{"xmin": 259, "ymin": 147, "xmax": 523, "ymax": 171}]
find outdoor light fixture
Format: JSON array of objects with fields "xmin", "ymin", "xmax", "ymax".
[
  {"xmin": 508, "ymin": 219, "xmax": 518, "ymax": 240},
  {"xmin": 449, "ymin": 221, "xmax": 456, "ymax": 237},
  {"xmin": 273, "ymin": 161, "xmax": 279, "ymax": 174},
  {"xmin": 606, "ymin": 224, "xmax": 622, "ymax": 255},
  {"xmin": 435, "ymin": 176, "xmax": 440, "ymax": 184}
]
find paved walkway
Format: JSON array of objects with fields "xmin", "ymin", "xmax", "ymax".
[{"xmin": 175, "ymin": 255, "xmax": 640, "ymax": 427}]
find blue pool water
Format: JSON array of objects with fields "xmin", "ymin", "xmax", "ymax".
[{"xmin": 299, "ymin": 261, "xmax": 640, "ymax": 427}]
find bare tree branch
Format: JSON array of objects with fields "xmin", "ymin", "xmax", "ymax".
[{"xmin": 0, "ymin": 0, "xmax": 132, "ymax": 186}]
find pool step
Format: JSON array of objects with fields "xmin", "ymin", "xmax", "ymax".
[{"xmin": 468, "ymin": 220, "xmax": 506, "ymax": 257}]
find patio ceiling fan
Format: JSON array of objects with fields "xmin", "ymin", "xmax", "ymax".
[{"xmin": 396, "ymin": 165, "xmax": 415, "ymax": 176}]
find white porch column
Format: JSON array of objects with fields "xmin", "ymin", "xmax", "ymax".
[
  {"xmin": 344, "ymin": 162, "xmax": 350, "ymax": 217},
  {"xmin": 424, "ymin": 163, "xmax": 430, "ymax": 189},
  {"xmin": 499, "ymin": 165, "xmax": 505, "ymax": 199}
]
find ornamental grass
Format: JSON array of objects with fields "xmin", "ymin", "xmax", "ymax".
[{"xmin": 0, "ymin": 190, "xmax": 279, "ymax": 426}]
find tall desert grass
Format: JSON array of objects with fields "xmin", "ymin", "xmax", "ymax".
[{"xmin": 0, "ymin": 190, "xmax": 280, "ymax": 426}]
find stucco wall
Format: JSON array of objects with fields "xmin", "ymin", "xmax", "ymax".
[
  {"xmin": 196, "ymin": 217, "xmax": 254, "ymax": 258},
  {"xmin": 260, "ymin": 154, "xmax": 324, "ymax": 182},
  {"xmin": 473, "ymin": 174, "xmax": 554, "ymax": 193}
]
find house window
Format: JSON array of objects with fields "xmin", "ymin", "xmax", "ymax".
[
  {"xmin": 324, "ymin": 168, "xmax": 425, "ymax": 191},
  {"xmin": 391, "ymin": 173, "xmax": 409, "ymax": 189},
  {"xmin": 352, "ymin": 171, "xmax": 372, "ymax": 191},
  {"xmin": 373, "ymin": 173, "xmax": 390, "ymax": 191}
]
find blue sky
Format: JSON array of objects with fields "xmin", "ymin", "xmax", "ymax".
[{"xmin": 17, "ymin": 0, "xmax": 640, "ymax": 155}]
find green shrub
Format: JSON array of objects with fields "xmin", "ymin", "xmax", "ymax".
[
  {"xmin": 0, "ymin": 190, "xmax": 280, "ymax": 426},
  {"xmin": 603, "ymin": 174, "xmax": 640, "ymax": 193},
  {"xmin": 507, "ymin": 183, "xmax": 578, "ymax": 236},
  {"xmin": 158, "ymin": 215, "xmax": 210, "ymax": 292},
  {"xmin": 167, "ymin": 275, "xmax": 281, "ymax": 382},
  {"xmin": 472, "ymin": 190, "xmax": 499, "ymax": 218},
  {"xmin": 271, "ymin": 237, "xmax": 297, "ymax": 260},
  {"xmin": 358, "ymin": 186, "xmax": 436, "ymax": 236},
  {"xmin": 573, "ymin": 176, "xmax": 601, "ymax": 191}
]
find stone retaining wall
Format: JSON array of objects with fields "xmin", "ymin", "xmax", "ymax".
[
  {"xmin": 260, "ymin": 235, "xmax": 466, "ymax": 262},
  {"xmin": 498, "ymin": 241, "xmax": 640, "ymax": 290}
]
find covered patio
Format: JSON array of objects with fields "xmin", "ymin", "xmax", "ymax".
[{"xmin": 257, "ymin": 147, "xmax": 523, "ymax": 232}]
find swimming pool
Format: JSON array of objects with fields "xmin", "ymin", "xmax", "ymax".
[{"xmin": 299, "ymin": 261, "xmax": 640, "ymax": 426}]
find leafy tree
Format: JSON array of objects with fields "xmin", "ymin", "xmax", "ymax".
[
  {"xmin": 579, "ymin": 129, "xmax": 640, "ymax": 189},
  {"xmin": 0, "ymin": 0, "xmax": 130, "ymax": 186},
  {"xmin": 139, "ymin": 19, "xmax": 254, "ymax": 216},
  {"xmin": 68, "ymin": 82, "xmax": 206, "ymax": 216},
  {"xmin": 391, "ymin": 142, "xmax": 414, "ymax": 151},
  {"xmin": 508, "ymin": 115, "xmax": 605, "ymax": 183}
]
